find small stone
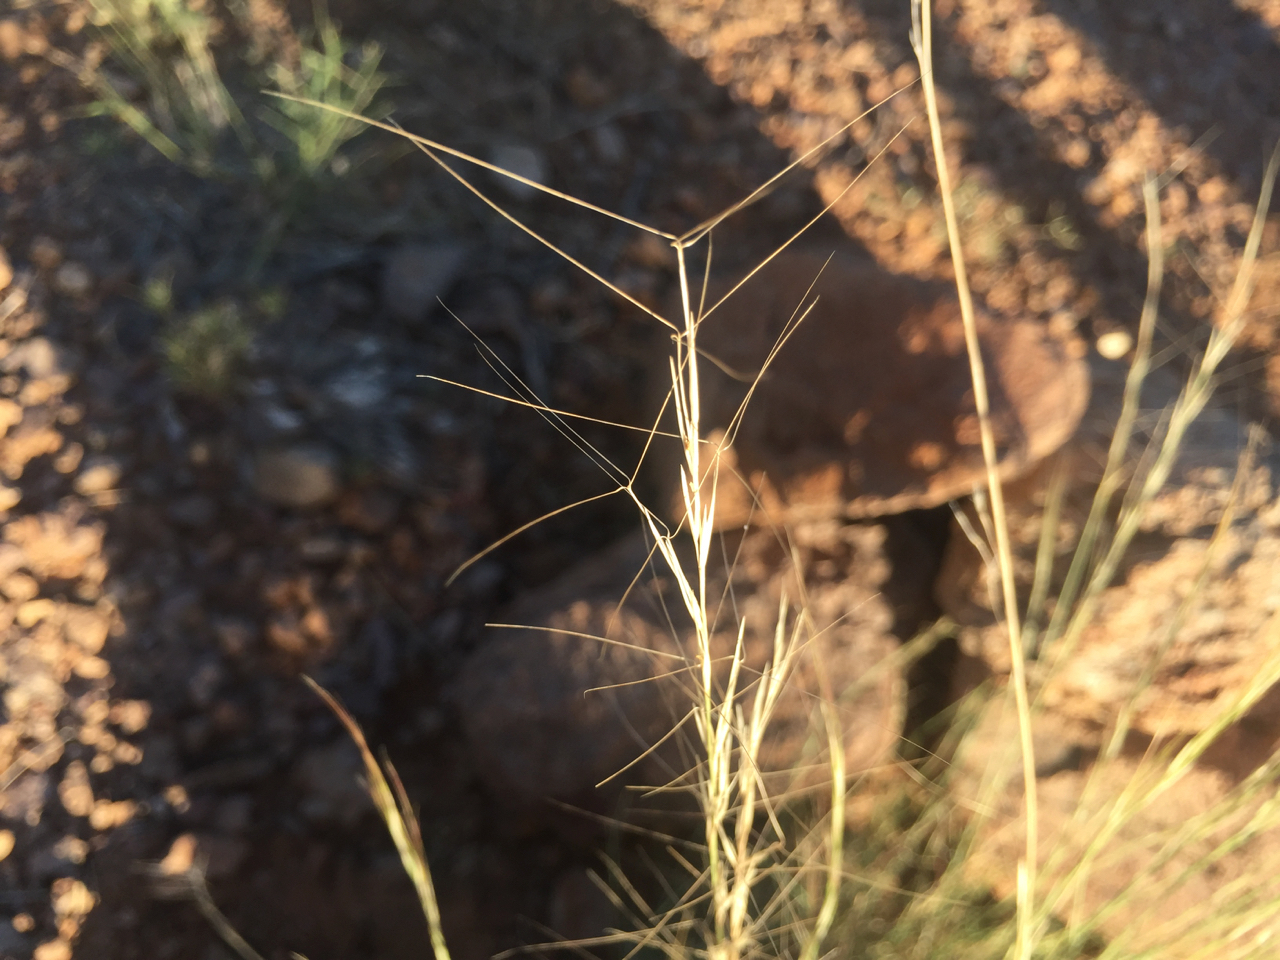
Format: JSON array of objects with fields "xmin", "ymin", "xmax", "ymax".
[
  {"xmin": 73, "ymin": 457, "xmax": 122, "ymax": 496},
  {"xmin": 0, "ymin": 542, "xmax": 23, "ymax": 578},
  {"xmin": 50, "ymin": 835, "xmax": 89, "ymax": 865},
  {"xmin": 57, "ymin": 761, "xmax": 94, "ymax": 817},
  {"xmin": 88, "ymin": 798, "xmax": 136, "ymax": 830},
  {"xmin": 158, "ymin": 833, "xmax": 198, "ymax": 876},
  {"xmin": 2, "ymin": 338, "xmax": 66, "ymax": 380},
  {"xmin": 260, "ymin": 402, "xmax": 305, "ymax": 434},
  {"xmin": 51, "ymin": 878, "xmax": 96, "ymax": 919},
  {"xmin": 53, "ymin": 442, "xmax": 84, "ymax": 474},
  {"xmin": 108, "ymin": 700, "xmax": 150, "ymax": 733},
  {"xmin": 0, "ymin": 21, "xmax": 23, "ymax": 61},
  {"xmin": 0, "ymin": 245, "xmax": 12, "ymax": 291},
  {"xmin": 490, "ymin": 144, "xmax": 548, "ymax": 201},
  {"xmin": 1096, "ymin": 329, "xmax": 1133, "ymax": 360},
  {"xmin": 64, "ymin": 607, "xmax": 110, "ymax": 654},
  {"xmin": 52, "ymin": 262, "xmax": 93, "ymax": 299},
  {"xmin": 72, "ymin": 656, "xmax": 111, "ymax": 680},
  {"xmin": 17, "ymin": 597, "xmax": 56, "ymax": 626},
  {"xmin": 2, "ymin": 770, "xmax": 49, "ymax": 825},
  {"xmin": 326, "ymin": 364, "xmax": 388, "ymax": 409},
  {"xmin": 29, "ymin": 236, "xmax": 62, "ymax": 271},
  {"xmin": 1197, "ymin": 177, "xmax": 1228, "ymax": 205},
  {"xmin": 381, "ymin": 242, "xmax": 469, "ymax": 323},
  {"xmin": 299, "ymin": 536, "xmax": 344, "ymax": 563},
  {"xmin": 33, "ymin": 940, "xmax": 71, "ymax": 960},
  {"xmin": 0, "ymin": 399, "xmax": 20, "ymax": 438},
  {"xmin": 163, "ymin": 785, "xmax": 190, "ymax": 814},
  {"xmin": 4, "ymin": 509, "xmax": 104, "ymax": 580},
  {"xmin": 253, "ymin": 445, "xmax": 340, "ymax": 509},
  {"xmin": 0, "ymin": 828, "xmax": 13, "ymax": 861},
  {"xmin": 0, "ymin": 572, "xmax": 38, "ymax": 601},
  {"xmin": 591, "ymin": 123, "xmax": 627, "ymax": 164}
]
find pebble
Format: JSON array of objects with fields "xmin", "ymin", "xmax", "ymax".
[
  {"xmin": 253, "ymin": 445, "xmax": 340, "ymax": 509},
  {"xmin": 87, "ymin": 798, "xmax": 136, "ymax": 830},
  {"xmin": 57, "ymin": 761, "xmax": 94, "ymax": 818},
  {"xmin": 108, "ymin": 699, "xmax": 151, "ymax": 733},
  {"xmin": 53, "ymin": 262, "xmax": 93, "ymax": 299},
  {"xmin": 0, "ymin": 245, "xmax": 12, "ymax": 291},
  {"xmin": 0, "ymin": 21, "xmax": 22, "ymax": 62},
  {"xmin": 0, "ymin": 542, "xmax": 24, "ymax": 579},
  {"xmin": 63, "ymin": 607, "xmax": 109, "ymax": 654},
  {"xmin": 2, "ymin": 338, "xmax": 66, "ymax": 380},
  {"xmin": 0, "ymin": 484, "xmax": 20, "ymax": 511},
  {"xmin": 1096, "ymin": 329, "xmax": 1133, "ymax": 360},
  {"xmin": 72, "ymin": 656, "xmax": 111, "ymax": 680},
  {"xmin": 0, "ymin": 399, "xmax": 21, "ymax": 437},
  {"xmin": 50, "ymin": 878, "xmax": 96, "ymax": 920},
  {"xmin": 157, "ymin": 833, "xmax": 198, "ymax": 876},
  {"xmin": 50, "ymin": 835, "xmax": 89, "ymax": 865},
  {"xmin": 73, "ymin": 457, "xmax": 123, "ymax": 496},
  {"xmin": 0, "ymin": 828, "xmax": 12, "ymax": 861},
  {"xmin": 381, "ymin": 241, "xmax": 469, "ymax": 322},
  {"xmin": 1, "ymin": 572, "xmax": 39, "ymax": 602},
  {"xmin": 490, "ymin": 143, "xmax": 548, "ymax": 201},
  {"xmin": 299, "ymin": 536, "xmax": 344, "ymax": 563},
  {"xmin": 591, "ymin": 123, "xmax": 627, "ymax": 165},
  {"xmin": 29, "ymin": 236, "xmax": 62, "ymax": 271},
  {"xmin": 32, "ymin": 940, "xmax": 71, "ymax": 960},
  {"xmin": 325, "ymin": 364, "xmax": 388, "ymax": 409}
]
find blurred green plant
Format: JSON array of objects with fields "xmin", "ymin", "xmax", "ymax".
[
  {"xmin": 260, "ymin": 6, "xmax": 386, "ymax": 180},
  {"xmin": 161, "ymin": 298, "xmax": 255, "ymax": 397},
  {"xmin": 82, "ymin": 0, "xmax": 386, "ymax": 184},
  {"xmin": 85, "ymin": 0, "xmax": 251, "ymax": 174}
]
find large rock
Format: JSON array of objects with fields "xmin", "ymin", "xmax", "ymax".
[
  {"xmin": 659, "ymin": 249, "xmax": 1090, "ymax": 528},
  {"xmin": 950, "ymin": 695, "xmax": 1280, "ymax": 954},
  {"xmin": 936, "ymin": 358, "xmax": 1280, "ymax": 745},
  {"xmin": 452, "ymin": 521, "xmax": 906, "ymax": 805}
]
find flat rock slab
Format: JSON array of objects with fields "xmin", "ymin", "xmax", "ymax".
[
  {"xmin": 672, "ymin": 250, "xmax": 1090, "ymax": 527},
  {"xmin": 452, "ymin": 521, "xmax": 905, "ymax": 805}
]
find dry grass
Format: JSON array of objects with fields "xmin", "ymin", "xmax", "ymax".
[{"xmin": 138, "ymin": 1, "xmax": 1280, "ymax": 957}]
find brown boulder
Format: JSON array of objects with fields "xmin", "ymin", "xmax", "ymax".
[
  {"xmin": 659, "ymin": 249, "xmax": 1089, "ymax": 527},
  {"xmin": 951, "ymin": 696, "xmax": 1280, "ymax": 954},
  {"xmin": 937, "ymin": 359, "xmax": 1280, "ymax": 746},
  {"xmin": 452, "ymin": 521, "xmax": 905, "ymax": 805}
]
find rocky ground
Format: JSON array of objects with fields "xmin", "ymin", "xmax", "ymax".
[{"xmin": 0, "ymin": 1, "xmax": 1278, "ymax": 959}]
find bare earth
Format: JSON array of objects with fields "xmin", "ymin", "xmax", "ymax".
[{"xmin": 0, "ymin": 1, "xmax": 1278, "ymax": 958}]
